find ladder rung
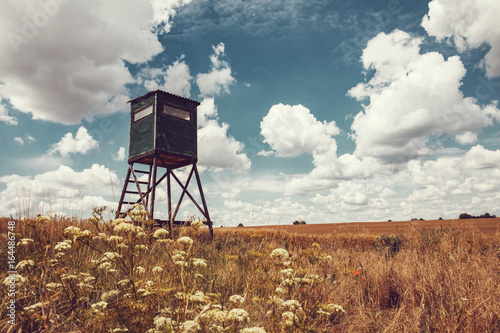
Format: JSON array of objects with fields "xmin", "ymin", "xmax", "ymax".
[
  {"xmin": 122, "ymin": 201, "xmax": 140, "ymax": 205},
  {"xmin": 128, "ymin": 180, "xmax": 149, "ymax": 185},
  {"xmin": 134, "ymin": 170, "xmax": 149, "ymax": 174},
  {"xmin": 125, "ymin": 191, "xmax": 139, "ymax": 194}
]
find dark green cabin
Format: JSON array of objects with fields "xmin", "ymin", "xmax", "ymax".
[{"xmin": 128, "ymin": 90, "xmax": 200, "ymax": 169}]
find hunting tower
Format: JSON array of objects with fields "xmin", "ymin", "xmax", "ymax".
[{"xmin": 117, "ymin": 90, "xmax": 213, "ymax": 238}]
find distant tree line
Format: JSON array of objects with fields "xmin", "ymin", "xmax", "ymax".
[
  {"xmin": 459, "ymin": 212, "xmax": 497, "ymax": 219},
  {"xmin": 293, "ymin": 220, "xmax": 306, "ymax": 225}
]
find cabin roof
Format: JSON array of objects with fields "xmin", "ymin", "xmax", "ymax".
[{"xmin": 128, "ymin": 90, "xmax": 200, "ymax": 106}]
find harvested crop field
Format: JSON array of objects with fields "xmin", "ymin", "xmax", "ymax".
[{"xmin": 231, "ymin": 218, "xmax": 500, "ymax": 236}]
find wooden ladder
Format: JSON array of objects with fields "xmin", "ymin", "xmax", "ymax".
[{"xmin": 116, "ymin": 164, "xmax": 152, "ymax": 218}]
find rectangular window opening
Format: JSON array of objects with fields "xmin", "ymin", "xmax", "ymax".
[
  {"xmin": 163, "ymin": 104, "xmax": 191, "ymax": 121},
  {"xmin": 133, "ymin": 104, "xmax": 153, "ymax": 122}
]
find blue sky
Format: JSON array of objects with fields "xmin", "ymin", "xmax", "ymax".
[{"xmin": 1, "ymin": 0, "xmax": 500, "ymax": 225}]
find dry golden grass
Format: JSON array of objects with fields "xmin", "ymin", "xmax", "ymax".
[{"xmin": 1, "ymin": 209, "xmax": 500, "ymax": 332}]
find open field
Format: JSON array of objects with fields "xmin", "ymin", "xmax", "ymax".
[
  {"xmin": 235, "ymin": 217, "xmax": 500, "ymax": 236},
  {"xmin": 1, "ymin": 209, "xmax": 500, "ymax": 332}
]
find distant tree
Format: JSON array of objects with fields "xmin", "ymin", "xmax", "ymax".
[
  {"xmin": 293, "ymin": 220, "xmax": 300, "ymax": 225},
  {"xmin": 237, "ymin": 223, "xmax": 244, "ymax": 227},
  {"xmin": 300, "ymin": 221, "xmax": 306, "ymax": 225},
  {"xmin": 438, "ymin": 217, "xmax": 443, "ymax": 220},
  {"xmin": 459, "ymin": 213, "xmax": 472, "ymax": 219},
  {"xmin": 388, "ymin": 220, "xmax": 392, "ymax": 222}
]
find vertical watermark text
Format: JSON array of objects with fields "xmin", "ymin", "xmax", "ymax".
[{"xmin": 6, "ymin": 218, "xmax": 17, "ymax": 326}]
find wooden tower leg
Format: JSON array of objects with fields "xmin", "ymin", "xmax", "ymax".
[
  {"xmin": 194, "ymin": 164, "xmax": 214, "ymax": 239},
  {"xmin": 167, "ymin": 167, "xmax": 173, "ymax": 237},
  {"xmin": 150, "ymin": 155, "xmax": 158, "ymax": 221}
]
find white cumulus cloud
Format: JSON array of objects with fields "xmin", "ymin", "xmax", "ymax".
[
  {"xmin": 0, "ymin": 0, "xmax": 189, "ymax": 124},
  {"xmin": 48, "ymin": 126, "xmax": 98, "ymax": 157},
  {"xmin": 348, "ymin": 30, "xmax": 500, "ymax": 164},
  {"xmin": 422, "ymin": 0, "xmax": 500, "ymax": 78},
  {"xmin": 260, "ymin": 103, "xmax": 340, "ymax": 157},
  {"xmin": 141, "ymin": 57, "xmax": 193, "ymax": 97},
  {"xmin": 0, "ymin": 164, "xmax": 119, "ymax": 216},
  {"xmin": 196, "ymin": 43, "xmax": 236, "ymax": 97},
  {"xmin": 197, "ymin": 98, "xmax": 251, "ymax": 173},
  {"xmin": 112, "ymin": 147, "xmax": 126, "ymax": 161},
  {"xmin": 0, "ymin": 101, "xmax": 17, "ymax": 125}
]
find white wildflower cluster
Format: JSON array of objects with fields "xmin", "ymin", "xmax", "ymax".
[
  {"xmin": 91, "ymin": 301, "xmax": 108, "ymax": 312},
  {"xmin": 192, "ymin": 258, "xmax": 208, "ymax": 268},
  {"xmin": 61, "ymin": 274, "xmax": 78, "ymax": 282},
  {"xmin": 228, "ymin": 308, "xmax": 250, "ymax": 322},
  {"xmin": 281, "ymin": 311, "xmax": 299, "ymax": 328},
  {"xmin": 153, "ymin": 228, "xmax": 169, "ymax": 239},
  {"xmin": 46, "ymin": 282, "xmax": 62, "ymax": 290},
  {"xmin": 190, "ymin": 219, "xmax": 204, "ymax": 228},
  {"xmin": 16, "ymin": 259, "xmax": 34, "ymax": 271},
  {"xmin": 172, "ymin": 250, "xmax": 187, "ymax": 266},
  {"xmin": 177, "ymin": 236, "xmax": 193, "ymax": 246},
  {"xmin": 17, "ymin": 238, "xmax": 34, "ymax": 246},
  {"xmin": 280, "ymin": 268, "xmax": 294, "ymax": 277},
  {"xmin": 135, "ymin": 244, "xmax": 148, "ymax": 251},
  {"xmin": 202, "ymin": 308, "xmax": 228, "ymax": 323},
  {"xmin": 77, "ymin": 281, "xmax": 94, "ymax": 292},
  {"xmin": 93, "ymin": 233, "xmax": 108, "ymax": 241},
  {"xmin": 229, "ymin": 294, "xmax": 245, "ymax": 304},
  {"xmin": 112, "ymin": 218, "xmax": 126, "ymax": 226},
  {"xmin": 117, "ymin": 279, "xmax": 130, "ymax": 287},
  {"xmin": 153, "ymin": 315, "xmax": 173, "ymax": 332},
  {"xmin": 24, "ymin": 301, "xmax": 46, "ymax": 312},
  {"xmin": 317, "ymin": 253, "xmax": 332, "ymax": 261},
  {"xmin": 114, "ymin": 221, "xmax": 143, "ymax": 234},
  {"xmin": 134, "ymin": 266, "xmax": 146, "ymax": 274},
  {"xmin": 54, "ymin": 239, "xmax": 72, "ymax": 252},
  {"xmin": 64, "ymin": 226, "xmax": 81, "ymax": 239},
  {"xmin": 152, "ymin": 266, "xmax": 164, "ymax": 274},
  {"xmin": 36, "ymin": 216, "xmax": 50, "ymax": 224},
  {"xmin": 179, "ymin": 320, "xmax": 200, "ymax": 332},
  {"xmin": 270, "ymin": 248, "xmax": 289, "ymax": 261},
  {"xmin": 128, "ymin": 204, "xmax": 150, "ymax": 223},
  {"xmin": 175, "ymin": 291, "xmax": 208, "ymax": 303},
  {"xmin": 137, "ymin": 288, "xmax": 152, "ymax": 297},
  {"xmin": 317, "ymin": 303, "xmax": 345, "ymax": 315},
  {"xmin": 240, "ymin": 327, "xmax": 266, "ymax": 333},
  {"xmin": 101, "ymin": 289, "xmax": 121, "ymax": 303},
  {"xmin": 108, "ymin": 235, "xmax": 124, "ymax": 243},
  {"xmin": 3, "ymin": 274, "xmax": 27, "ymax": 288},
  {"xmin": 99, "ymin": 252, "xmax": 121, "ymax": 271},
  {"xmin": 282, "ymin": 300, "xmax": 305, "ymax": 317},
  {"xmin": 102, "ymin": 252, "xmax": 122, "ymax": 261},
  {"xmin": 75, "ymin": 229, "xmax": 93, "ymax": 241}
]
